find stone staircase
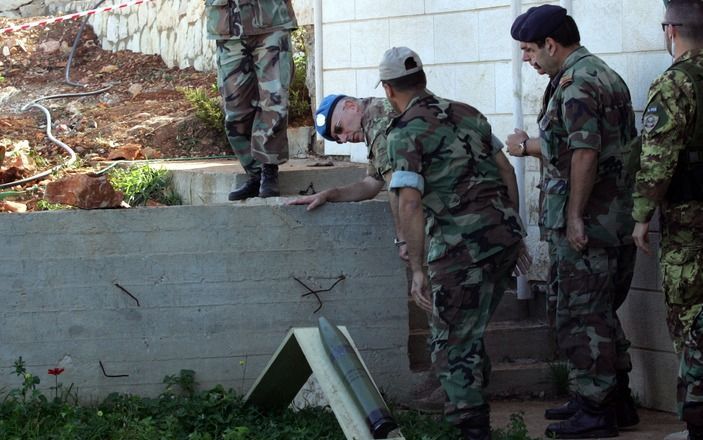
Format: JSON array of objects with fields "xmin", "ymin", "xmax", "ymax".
[
  {"xmin": 161, "ymin": 156, "xmax": 557, "ymax": 399},
  {"xmin": 407, "ymin": 286, "xmax": 556, "ymax": 398}
]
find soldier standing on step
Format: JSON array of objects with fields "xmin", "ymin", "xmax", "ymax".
[
  {"xmin": 510, "ymin": 5, "xmax": 640, "ymax": 438},
  {"xmin": 204, "ymin": 0, "xmax": 297, "ymax": 200},
  {"xmin": 379, "ymin": 46, "xmax": 525, "ymax": 440},
  {"xmin": 633, "ymin": 2, "xmax": 703, "ymax": 439}
]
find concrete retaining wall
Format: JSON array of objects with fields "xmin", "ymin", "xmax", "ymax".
[{"xmin": 0, "ymin": 200, "xmax": 416, "ymax": 401}]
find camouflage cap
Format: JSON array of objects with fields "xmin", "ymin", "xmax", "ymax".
[
  {"xmin": 376, "ymin": 47, "xmax": 423, "ymax": 87},
  {"xmin": 315, "ymin": 94, "xmax": 347, "ymax": 141},
  {"xmin": 510, "ymin": 4, "xmax": 568, "ymax": 42}
]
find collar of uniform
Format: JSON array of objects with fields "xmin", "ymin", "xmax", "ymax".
[
  {"xmin": 396, "ymin": 89, "xmax": 433, "ymax": 119},
  {"xmin": 675, "ymin": 48, "xmax": 703, "ymax": 64},
  {"xmin": 550, "ymin": 45, "xmax": 589, "ymax": 89}
]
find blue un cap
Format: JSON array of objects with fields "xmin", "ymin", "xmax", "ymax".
[
  {"xmin": 315, "ymin": 94, "xmax": 347, "ymax": 141},
  {"xmin": 510, "ymin": 4, "xmax": 567, "ymax": 42}
]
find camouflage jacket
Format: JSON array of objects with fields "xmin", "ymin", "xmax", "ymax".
[
  {"xmin": 387, "ymin": 91, "xmax": 525, "ymax": 264},
  {"xmin": 539, "ymin": 46, "xmax": 637, "ymax": 247},
  {"xmin": 205, "ymin": 0, "xmax": 297, "ymax": 40},
  {"xmin": 633, "ymin": 49, "xmax": 703, "ymax": 245},
  {"xmin": 360, "ymin": 98, "xmax": 396, "ymax": 181}
]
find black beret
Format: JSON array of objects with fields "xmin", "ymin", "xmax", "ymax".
[{"xmin": 510, "ymin": 5, "xmax": 568, "ymax": 42}]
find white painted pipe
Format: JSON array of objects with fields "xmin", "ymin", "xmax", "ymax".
[
  {"xmin": 314, "ymin": 0, "xmax": 323, "ymax": 141},
  {"xmin": 511, "ymin": 0, "xmax": 531, "ymax": 300}
]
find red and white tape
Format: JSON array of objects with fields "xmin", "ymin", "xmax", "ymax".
[{"xmin": 1, "ymin": 0, "xmax": 153, "ymax": 35}]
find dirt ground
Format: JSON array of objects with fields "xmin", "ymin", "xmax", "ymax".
[
  {"xmin": 492, "ymin": 399, "xmax": 683, "ymax": 439},
  {"xmin": 0, "ymin": 15, "xmax": 310, "ymax": 209},
  {"xmin": 0, "ymin": 16, "xmax": 231, "ymax": 160}
]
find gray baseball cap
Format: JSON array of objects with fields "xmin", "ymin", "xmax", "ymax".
[{"xmin": 376, "ymin": 46, "xmax": 423, "ymax": 87}]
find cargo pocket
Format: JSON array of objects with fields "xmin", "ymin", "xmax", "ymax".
[
  {"xmin": 662, "ymin": 247, "xmax": 703, "ymax": 306},
  {"xmin": 558, "ymin": 246, "xmax": 611, "ymax": 315},
  {"xmin": 431, "ymin": 264, "xmax": 483, "ymax": 327},
  {"xmin": 239, "ymin": 0, "xmax": 290, "ymax": 30},
  {"xmin": 541, "ymin": 177, "xmax": 569, "ymax": 230},
  {"xmin": 205, "ymin": 0, "xmax": 233, "ymax": 38}
]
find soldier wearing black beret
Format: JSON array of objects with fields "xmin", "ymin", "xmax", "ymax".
[{"xmin": 511, "ymin": 4, "xmax": 640, "ymax": 439}]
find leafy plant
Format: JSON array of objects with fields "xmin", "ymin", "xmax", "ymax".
[
  {"xmin": 289, "ymin": 27, "xmax": 312, "ymax": 126},
  {"xmin": 163, "ymin": 369, "xmax": 197, "ymax": 398},
  {"xmin": 548, "ymin": 361, "xmax": 571, "ymax": 397},
  {"xmin": 108, "ymin": 164, "xmax": 181, "ymax": 206},
  {"xmin": 179, "ymin": 85, "xmax": 224, "ymax": 131},
  {"xmin": 0, "ymin": 361, "xmax": 542, "ymax": 440},
  {"xmin": 36, "ymin": 199, "xmax": 72, "ymax": 211},
  {"xmin": 492, "ymin": 412, "xmax": 541, "ymax": 440}
]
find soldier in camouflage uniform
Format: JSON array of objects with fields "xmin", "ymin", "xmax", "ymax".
[
  {"xmin": 512, "ymin": 5, "xmax": 640, "ymax": 438},
  {"xmin": 204, "ymin": 0, "xmax": 297, "ymax": 200},
  {"xmin": 633, "ymin": 1, "xmax": 703, "ymax": 438},
  {"xmin": 378, "ymin": 46, "xmax": 525, "ymax": 440},
  {"xmin": 289, "ymin": 95, "xmax": 398, "ymax": 209}
]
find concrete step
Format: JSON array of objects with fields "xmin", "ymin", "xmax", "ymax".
[
  {"xmin": 408, "ymin": 320, "xmax": 554, "ymax": 373},
  {"xmin": 487, "ymin": 360, "xmax": 554, "ymax": 397},
  {"xmin": 156, "ymin": 158, "xmax": 368, "ymax": 205}
]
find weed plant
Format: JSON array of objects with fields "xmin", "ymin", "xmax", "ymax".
[
  {"xmin": 289, "ymin": 27, "xmax": 312, "ymax": 125},
  {"xmin": 179, "ymin": 85, "xmax": 224, "ymax": 132},
  {"xmin": 547, "ymin": 361, "xmax": 571, "ymax": 397},
  {"xmin": 108, "ymin": 164, "xmax": 181, "ymax": 206},
  {"xmin": 0, "ymin": 365, "xmax": 541, "ymax": 440}
]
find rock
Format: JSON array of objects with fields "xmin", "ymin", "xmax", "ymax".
[
  {"xmin": 19, "ymin": 1, "xmax": 47, "ymax": 18},
  {"xmin": 99, "ymin": 65, "xmax": 119, "ymax": 74},
  {"xmin": 38, "ymin": 40, "xmax": 60, "ymax": 54},
  {"xmin": 45, "ymin": 174, "xmax": 124, "ymax": 209},
  {"xmin": 128, "ymin": 83, "xmax": 143, "ymax": 97},
  {"xmin": 107, "ymin": 143, "xmax": 144, "ymax": 161},
  {"xmin": 141, "ymin": 147, "xmax": 161, "ymax": 159},
  {"xmin": 0, "ymin": 86, "xmax": 20, "ymax": 106},
  {"xmin": 0, "ymin": 200, "xmax": 27, "ymax": 213},
  {"xmin": 0, "ymin": 0, "xmax": 32, "ymax": 13},
  {"xmin": 0, "ymin": 167, "xmax": 29, "ymax": 185}
]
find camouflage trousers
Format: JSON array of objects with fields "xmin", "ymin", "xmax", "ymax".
[
  {"xmin": 553, "ymin": 236, "xmax": 635, "ymax": 405},
  {"xmin": 427, "ymin": 242, "xmax": 520, "ymax": 425},
  {"xmin": 216, "ymin": 30, "xmax": 292, "ymax": 175},
  {"xmin": 660, "ymin": 232, "xmax": 703, "ymax": 423}
]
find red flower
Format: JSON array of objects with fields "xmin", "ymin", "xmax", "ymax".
[{"xmin": 48, "ymin": 368, "xmax": 64, "ymax": 376}]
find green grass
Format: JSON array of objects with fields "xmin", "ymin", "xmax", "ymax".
[
  {"xmin": 108, "ymin": 164, "xmax": 181, "ymax": 206},
  {"xmin": 1, "ymin": 367, "xmax": 540, "ymax": 440}
]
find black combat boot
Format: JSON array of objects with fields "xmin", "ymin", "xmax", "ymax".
[
  {"xmin": 259, "ymin": 164, "xmax": 280, "ymax": 198},
  {"xmin": 544, "ymin": 396, "xmax": 618, "ymax": 439},
  {"xmin": 458, "ymin": 404, "xmax": 491, "ymax": 440},
  {"xmin": 615, "ymin": 371, "xmax": 639, "ymax": 428},
  {"xmin": 689, "ymin": 423, "xmax": 703, "ymax": 440},
  {"xmin": 684, "ymin": 402, "xmax": 703, "ymax": 440},
  {"xmin": 228, "ymin": 173, "xmax": 261, "ymax": 201},
  {"xmin": 545, "ymin": 397, "xmax": 580, "ymax": 420}
]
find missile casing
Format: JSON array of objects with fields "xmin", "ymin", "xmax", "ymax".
[{"xmin": 318, "ymin": 316, "xmax": 398, "ymax": 439}]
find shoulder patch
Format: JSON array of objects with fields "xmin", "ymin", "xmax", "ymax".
[
  {"xmin": 643, "ymin": 113, "xmax": 659, "ymax": 134},
  {"xmin": 559, "ymin": 75, "xmax": 573, "ymax": 87}
]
